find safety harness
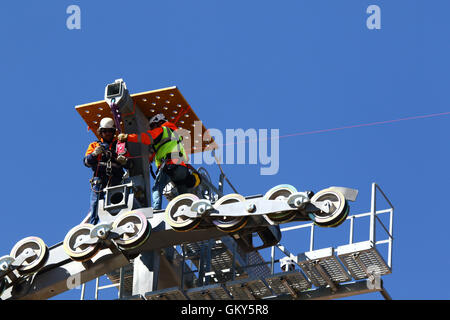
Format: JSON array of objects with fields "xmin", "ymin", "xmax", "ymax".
[
  {"xmin": 151, "ymin": 126, "xmax": 200, "ymax": 189},
  {"xmin": 89, "ymin": 140, "xmax": 125, "ymax": 193}
]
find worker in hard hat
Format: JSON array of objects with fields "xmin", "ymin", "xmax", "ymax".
[
  {"xmin": 84, "ymin": 117, "xmax": 131, "ymax": 224},
  {"xmin": 117, "ymin": 113, "xmax": 200, "ymax": 210}
]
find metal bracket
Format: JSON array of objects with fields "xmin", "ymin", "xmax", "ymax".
[
  {"xmin": 172, "ymin": 204, "xmax": 201, "ymax": 219},
  {"xmin": 90, "ymin": 223, "xmax": 114, "ymax": 240},
  {"xmin": 287, "ymin": 192, "xmax": 311, "ymax": 209},
  {"xmin": 303, "ymin": 201, "xmax": 327, "ymax": 214},
  {"xmin": 328, "ymin": 187, "xmax": 359, "ymax": 202},
  {"xmin": 74, "ymin": 222, "xmax": 137, "ymax": 249},
  {"xmin": 11, "ymin": 249, "xmax": 37, "ymax": 268},
  {"xmin": 73, "ymin": 235, "xmax": 99, "ymax": 249},
  {"xmin": 109, "ymin": 222, "xmax": 136, "ymax": 239},
  {"xmin": 209, "ymin": 199, "xmax": 293, "ymax": 217},
  {"xmin": 190, "ymin": 200, "xmax": 214, "ymax": 216}
]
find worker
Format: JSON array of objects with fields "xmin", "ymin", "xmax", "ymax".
[
  {"xmin": 117, "ymin": 113, "xmax": 200, "ymax": 210},
  {"xmin": 84, "ymin": 117, "xmax": 131, "ymax": 225}
]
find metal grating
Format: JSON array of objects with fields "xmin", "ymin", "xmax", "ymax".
[
  {"xmin": 337, "ymin": 241, "xmax": 391, "ymax": 280},
  {"xmin": 184, "ymin": 237, "xmax": 248, "ymax": 283},
  {"xmin": 297, "ymin": 247, "xmax": 351, "ymax": 287},
  {"xmin": 226, "ymin": 278, "xmax": 273, "ymax": 300},
  {"xmin": 247, "ymin": 251, "xmax": 271, "ymax": 278},
  {"xmin": 184, "ymin": 241, "xmax": 205, "ymax": 257},
  {"xmin": 144, "ymin": 287, "xmax": 188, "ymax": 300},
  {"xmin": 75, "ymin": 86, "xmax": 217, "ymax": 154},
  {"xmin": 210, "ymin": 248, "xmax": 235, "ymax": 271},
  {"xmin": 265, "ymin": 271, "xmax": 311, "ymax": 296},
  {"xmin": 186, "ymin": 284, "xmax": 232, "ymax": 300}
]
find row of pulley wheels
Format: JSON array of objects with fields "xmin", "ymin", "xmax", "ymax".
[
  {"xmin": 0, "ymin": 184, "xmax": 349, "ymax": 296},
  {"xmin": 164, "ymin": 184, "xmax": 350, "ymax": 233},
  {"xmin": 0, "ymin": 236, "xmax": 49, "ymax": 296},
  {"xmin": 62, "ymin": 211, "xmax": 151, "ymax": 262},
  {"xmin": 0, "ymin": 211, "xmax": 152, "ymax": 296}
]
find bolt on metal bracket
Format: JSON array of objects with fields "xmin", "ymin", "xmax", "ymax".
[
  {"xmin": 190, "ymin": 199, "xmax": 214, "ymax": 216},
  {"xmin": 287, "ymin": 192, "xmax": 311, "ymax": 209}
]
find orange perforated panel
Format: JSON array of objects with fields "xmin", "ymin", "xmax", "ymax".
[{"xmin": 75, "ymin": 86, "xmax": 218, "ymax": 154}]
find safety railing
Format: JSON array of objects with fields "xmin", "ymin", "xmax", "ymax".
[{"xmin": 271, "ymin": 182, "xmax": 394, "ymax": 273}]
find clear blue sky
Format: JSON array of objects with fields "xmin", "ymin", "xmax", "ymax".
[{"xmin": 0, "ymin": 0, "xmax": 448, "ymax": 300}]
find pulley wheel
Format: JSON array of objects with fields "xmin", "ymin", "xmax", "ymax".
[
  {"xmin": 112, "ymin": 211, "xmax": 151, "ymax": 249},
  {"xmin": 309, "ymin": 189, "xmax": 349, "ymax": 227},
  {"xmin": 263, "ymin": 184, "xmax": 298, "ymax": 223},
  {"xmin": 10, "ymin": 237, "xmax": 49, "ymax": 275},
  {"xmin": 165, "ymin": 193, "xmax": 201, "ymax": 232},
  {"xmin": 212, "ymin": 194, "xmax": 249, "ymax": 233},
  {"xmin": 63, "ymin": 224, "xmax": 100, "ymax": 262},
  {"xmin": 0, "ymin": 255, "xmax": 14, "ymax": 277}
]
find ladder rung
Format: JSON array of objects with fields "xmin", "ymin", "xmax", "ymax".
[{"xmin": 98, "ymin": 283, "xmax": 120, "ymax": 290}]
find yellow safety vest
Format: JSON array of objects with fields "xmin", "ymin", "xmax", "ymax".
[{"xmin": 153, "ymin": 126, "xmax": 187, "ymax": 168}]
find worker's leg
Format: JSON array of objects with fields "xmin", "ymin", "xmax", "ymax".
[
  {"xmin": 167, "ymin": 164, "xmax": 190, "ymax": 195},
  {"xmin": 151, "ymin": 169, "xmax": 170, "ymax": 210},
  {"xmin": 88, "ymin": 180, "xmax": 103, "ymax": 225}
]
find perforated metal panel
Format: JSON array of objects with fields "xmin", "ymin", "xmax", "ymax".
[
  {"xmin": 265, "ymin": 271, "xmax": 311, "ymax": 296},
  {"xmin": 337, "ymin": 241, "xmax": 391, "ymax": 280},
  {"xmin": 75, "ymin": 86, "xmax": 217, "ymax": 154},
  {"xmin": 184, "ymin": 238, "xmax": 249, "ymax": 283},
  {"xmin": 297, "ymin": 247, "xmax": 351, "ymax": 287},
  {"xmin": 186, "ymin": 284, "xmax": 232, "ymax": 300},
  {"xmin": 226, "ymin": 278, "xmax": 273, "ymax": 300},
  {"xmin": 144, "ymin": 287, "xmax": 187, "ymax": 300},
  {"xmin": 210, "ymin": 248, "xmax": 235, "ymax": 272},
  {"xmin": 247, "ymin": 251, "xmax": 271, "ymax": 278}
]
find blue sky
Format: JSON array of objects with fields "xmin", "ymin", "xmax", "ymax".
[{"xmin": 0, "ymin": 0, "xmax": 449, "ymax": 300}]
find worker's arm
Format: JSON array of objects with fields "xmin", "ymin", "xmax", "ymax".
[
  {"xmin": 126, "ymin": 127, "xmax": 164, "ymax": 145},
  {"xmin": 118, "ymin": 131, "xmax": 160, "ymax": 164},
  {"xmin": 83, "ymin": 142, "xmax": 101, "ymax": 167}
]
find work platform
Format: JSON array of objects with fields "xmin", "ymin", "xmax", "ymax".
[{"xmin": 77, "ymin": 183, "xmax": 394, "ymax": 301}]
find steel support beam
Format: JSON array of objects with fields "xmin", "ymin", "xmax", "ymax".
[
  {"xmin": 132, "ymin": 251, "xmax": 160, "ymax": 296},
  {"xmin": 1, "ymin": 247, "xmax": 129, "ymax": 300}
]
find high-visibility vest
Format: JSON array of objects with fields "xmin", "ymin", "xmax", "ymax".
[{"xmin": 153, "ymin": 126, "xmax": 187, "ymax": 168}]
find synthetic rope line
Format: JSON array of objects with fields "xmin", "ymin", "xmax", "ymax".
[
  {"xmin": 106, "ymin": 111, "xmax": 450, "ymax": 159},
  {"xmin": 218, "ymin": 111, "xmax": 450, "ymax": 147}
]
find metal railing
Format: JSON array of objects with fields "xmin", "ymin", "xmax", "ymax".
[
  {"xmin": 80, "ymin": 267, "xmax": 126, "ymax": 300},
  {"xmin": 272, "ymin": 182, "xmax": 394, "ymax": 272}
]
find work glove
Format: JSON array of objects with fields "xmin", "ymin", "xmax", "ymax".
[
  {"xmin": 116, "ymin": 155, "xmax": 128, "ymax": 165},
  {"xmin": 117, "ymin": 133, "xmax": 128, "ymax": 142},
  {"xmin": 91, "ymin": 145, "xmax": 105, "ymax": 156}
]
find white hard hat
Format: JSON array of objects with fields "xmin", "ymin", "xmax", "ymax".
[
  {"xmin": 149, "ymin": 113, "xmax": 167, "ymax": 127},
  {"xmin": 99, "ymin": 117, "xmax": 116, "ymax": 130}
]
